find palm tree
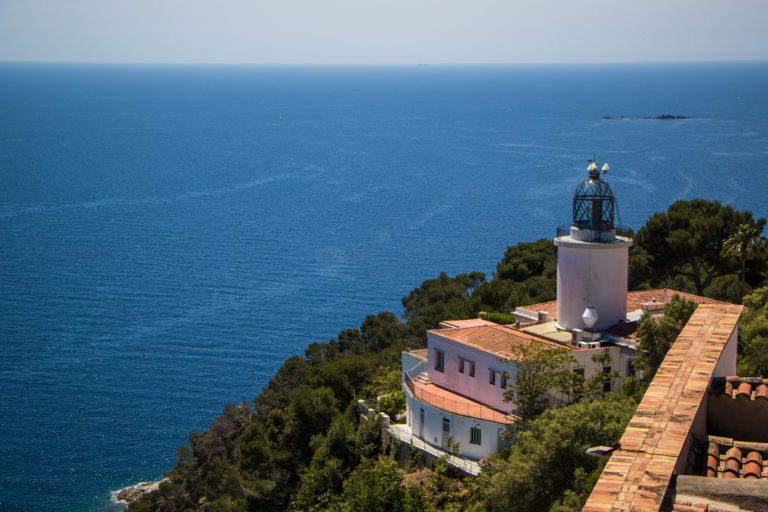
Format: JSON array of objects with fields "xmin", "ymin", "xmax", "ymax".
[{"xmin": 721, "ymin": 223, "xmax": 768, "ymax": 298}]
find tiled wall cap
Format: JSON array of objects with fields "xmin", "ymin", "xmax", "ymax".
[
  {"xmin": 736, "ymin": 382, "xmax": 753, "ymax": 399},
  {"xmin": 725, "ymin": 446, "xmax": 742, "ymax": 461},
  {"xmin": 745, "ymin": 450, "xmax": 763, "ymax": 464},
  {"xmin": 724, "ymin": 457, "xmax": 741, "ymax": 476},
  {"xmin": 706, "ymin": 453, "xmax": 718, "ymax": 475},
  {"xmin": 744, "ymin": 450, "xmax": 763, "ymax": 480}
]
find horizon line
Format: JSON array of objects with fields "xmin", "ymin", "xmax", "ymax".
[{"xmin": 1, "ymin": 58, "xmax": 767, "ymax": 67}]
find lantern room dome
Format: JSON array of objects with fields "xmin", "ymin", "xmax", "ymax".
[{"xmin": 572, "ymin": 164, "xmax": 615, "ymax": 232}]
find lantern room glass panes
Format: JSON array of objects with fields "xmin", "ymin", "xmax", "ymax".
[{"xmin": 572, "ymin": 176, "xmax": 616, "ymax": 231}]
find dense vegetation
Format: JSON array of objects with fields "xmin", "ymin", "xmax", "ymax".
[
  {"xmin": 629, "ymin": 199, "xmax": 766, "ymax": 302},
  {"xmin": 128, "ymin": 199, "xmax": 768, "ymax": 512}
]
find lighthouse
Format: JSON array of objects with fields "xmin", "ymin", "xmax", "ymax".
[{"xmin": 554, "ymin": 160, "xmax": 633, "ymax": 332}]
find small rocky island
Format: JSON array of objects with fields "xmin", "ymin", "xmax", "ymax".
[{"xmin": 602, "ymin": 114, "xmax": 690, "ymax": 120}]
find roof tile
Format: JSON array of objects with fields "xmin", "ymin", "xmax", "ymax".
[
  {"xmin": 404, "ymin": 374, "xmax": 516, "ymax": 425},
  {"xmin": 518, "ymin": 289, "xmax": 729, "ymax": 323},
  {"xmin": 427, "ymin": 324, "xmax": 568, "ymax": 359}
]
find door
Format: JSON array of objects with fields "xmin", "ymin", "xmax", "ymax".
[
  {"xmin": 442, "ymin": 417, "xmax": 451, "ymax": 446},
  {"xmin": 419, "ymin": 408, "xmax": 424, "ymax": 438}
]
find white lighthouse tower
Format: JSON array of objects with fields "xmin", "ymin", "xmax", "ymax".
[{"xmin": 555, "ymin": 161, "xmax": 633, "ymax": 332}]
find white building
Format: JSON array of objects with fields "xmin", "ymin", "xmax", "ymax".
[{"xmin": 395, "ymin": 160, "xmax": 729, "ymax": 466}]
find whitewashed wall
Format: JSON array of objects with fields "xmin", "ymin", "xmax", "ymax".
[
  {"xmin": 555, "ymin": 237, "xmax": 632, "ymax": 331},
  {"xmin": 405, "ymin": 390, "xmax": 511, "ymax": 460},
  {"xmin": 427, "ymin": 331, "xmax": 516, "ymax": 413}
]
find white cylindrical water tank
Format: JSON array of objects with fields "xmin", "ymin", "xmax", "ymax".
[{"xmin": 555, "ymin": 235, "xmax": 632, "ymax": 331}]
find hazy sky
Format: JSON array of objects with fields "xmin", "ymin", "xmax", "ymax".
[{"xmin": 1, "ymin": 0, "xmax": 766, "ymax": 64}]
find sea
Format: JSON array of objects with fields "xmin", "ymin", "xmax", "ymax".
[{"xmin": 1, "ymin": 62, "xmax": 767, "ymax": 511}]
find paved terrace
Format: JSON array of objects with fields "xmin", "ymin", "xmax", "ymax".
[{"xmin": 582, "ymin": 304, "xmax": 743, "ymax": 512}]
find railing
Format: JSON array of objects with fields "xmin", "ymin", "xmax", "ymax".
[
  {"xmin": 556, "ymin": 224, "xmax": 572, "ymax": 238},
  {"xmin": 388, "ymin": 424, "xmax": 482, "ymax": 475},
  {"xmin": 357, "ymin": 399, "xmax": 377, "ymax": 420},
  {"xmin": 615, "ymin": 224, "xmax": 635, "ymax": 239},
  {"xmin": 556, "ymin": 224, "xmax": 634, "ymax": 240},
  {"xmin": 388, "ymin": 423, "xmax": 482, "ymax": 475},
  {"xmin": 404, "ymin": 359, "xmax": 427, "ymax": 387}
]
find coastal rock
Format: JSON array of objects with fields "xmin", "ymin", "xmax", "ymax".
[{"xmin": 115, "ymin": 479, "xmax": 166, "ymax": 504}]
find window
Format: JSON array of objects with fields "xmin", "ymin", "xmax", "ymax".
[
  {"xmin": 435, "ymin": 350, "xmax": 445, "ymax": 372},
  {"xmin": 470, "ymin": 426, "xmax": 482, "ymax": 445},
  {"xmin": 603, "ymin": 367, "xmax": 612, "ymax": 393},
  {"xmin": 500, "ymin": 373, "xmax": 507, "ymax": 389},
  {"xmin": 469, "ymin": 361, "xmax": 475, "ymax": 377},
  {"xmin": 459, "ymin": 358, "xmax": 475, "ymax": 377},
  {"xmin": 458, "ymin": 358, "xmax": 465, "ymax": 374},
  {"xmin": 489, "ymin": 369, "xmax": 496, "ymax": 385}
]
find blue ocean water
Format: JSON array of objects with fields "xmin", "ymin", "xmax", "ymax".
[{"xmin": 1, "ymin": 62, "xmax": 767, "ymax": 511}]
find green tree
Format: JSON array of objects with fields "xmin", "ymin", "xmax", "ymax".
[
  {"xmin": 588, "ymin": 350, "xmax": 621, "ymax": 397},
  {"xmin": 635, "ymin": 295, "xmax": 698, "ymax": 380},
  {"xmin": 468, "ymin": 394, "xmax": 637, "ymax": 512},
  {"xmin": 312, "ymin": 355, "xmax": 374, "ymax": 405},
  {"xmin": 402, "ymin": 272, "xmax": 485, "ymax": 336},
  {"xmin": 471, "ymin": 239, "xmax": 557, "ymax": 311},
  {"xmin": 287, "ymin": 385, "xmax": 340, "ymax": 460},
  {"xmin": 631, "ymin": 199, "xmax": 763, "ymax": 297},
  {"xmin": 495, "ymin": 239, "xmax": 557, "ymax": 283},
  {"xmin": 363, "ymin": 367, "xmax": 406, "ymax": 419},
  {"xmin": 503, "ymin": 343, "xmax": 578, "ymax": 423},
  {"xmin": 254, "ymin": 356, "xmax": 311, "ymax": 411},
  {"xmin": 361, "ymin": 312, "xmax": 405, "ymax": 351},
  {"xmin": 721, "ymin": 222, "xmax": 768, "ymax": 299},
  {"xmin": 738, "ymin": 286, "xmax": 768, "ymax": 376},
  {"xmin": 341, "ymin": 458, "xmax": 405, "ymax": 512}
]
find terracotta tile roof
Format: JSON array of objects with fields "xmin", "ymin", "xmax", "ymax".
[
  {"xmin": 427, "ymin": 324, "xmax": 569, "ymax": 360},
  {"xmin": 709, "ymin": 376, "xmax": 768, "ymax": 401},
  {"xmin": 583, "ymin": 304, "xmax": 744, "ymax": 512},
  {"xmin": 404, "ymin": 374, "xmax": 516, "ymax": 425},
  {"xmin": 518, "ymin": 289, "xmax": 730, "ymax": 322},
  {"xmin": 700, "ymin": 437, "xmax": 768, "ymax": 479},
  {"xmin": 439, "ymin": 318, "xmax": 498, "ymax": 329},
  {"xmin": 518, "ymin": 299, "xmax": 558, "ymax": 318},
  {"xmin": 624, "ymin": 289, "xmax": 729, "ymax": 312}
]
